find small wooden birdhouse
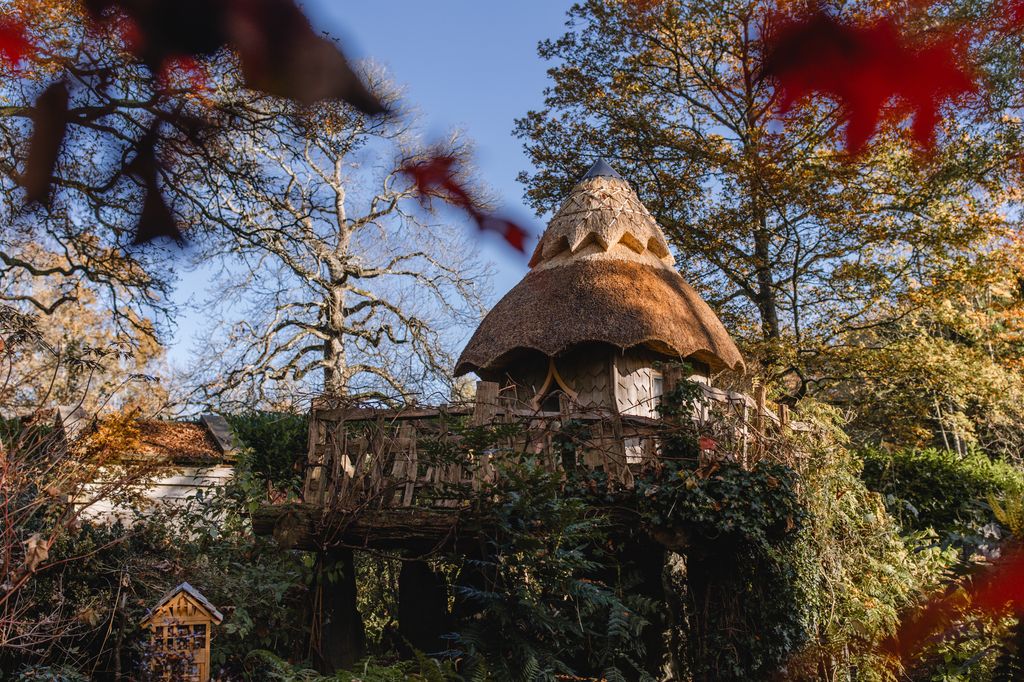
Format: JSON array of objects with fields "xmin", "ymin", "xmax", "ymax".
[
  {"xmin": 456, "ymin": 159, "xmax": 744, "ymax": 418},
  {"xmin": 140, "ymin": 582, "xmax": 223, "ymax": 682}
]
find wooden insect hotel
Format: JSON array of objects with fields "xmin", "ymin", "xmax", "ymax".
[
  {"xmin": 140, "ymin": 582, "xmax": 223, "ymax": 682},
  {"xmin": 254, "ymin": 160, "xmax": 804, "ymax": 672}
]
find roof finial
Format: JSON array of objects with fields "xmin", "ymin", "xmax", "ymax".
[{"xmin": 582, "ymin": 158, "xmax": 622, "ymax": 180}]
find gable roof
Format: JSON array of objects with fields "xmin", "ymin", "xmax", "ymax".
[
  {"xmin": 50, "ymin": 412, "xmax": 235, "ymax": 464},
  {"xmin": 142, "ymin": 582, "xmax": 224, "ymax": 625}
]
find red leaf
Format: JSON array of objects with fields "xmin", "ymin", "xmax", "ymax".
[
  {"xmin": 400, "ymin": 155, "xmax": 473, "ymax": 209},
  {"xmin": 762, "ymin": 12, "xmax": 975, "ymax": 152},
  {"xmin": 131, "ymin": 181, "xmax": 182, "ymax": 245},
  {"xmin": 400, "ymin": 154, "xmax": 532, "ymax": 254},
  {"xmin": 157, "ymin": 55, "xmax": 211, "ymax": 93},
  {"xmin": 476, "ymin": 214, "xmax": 529, "ymax": 253},
  {"xmin": 83, "ymin": 0, "xmax": 383, "ymax": 112},
  {"xmin": 21, "ymin": 81, "xmax": 69, "ymax": 206},
  {"xmin": 883, "ymin": 545, "xmax": 1024, "ymax": 660},
  {"xmin": 224, "ymin": 0, "xmax": 385, "ymax": 111},
  {"xmin": 698, "ymin": 436, "xmax": 717, "ymax": 451},
  {"xmin": 0, "ymin": 18, "xmax": 31, "ymax": 66}
]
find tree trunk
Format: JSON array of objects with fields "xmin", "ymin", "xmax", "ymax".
[
  {"xmin": 312, "ymin": 549, "xmax": 365, "ymax": 673},
  {"xmin": 323, "ymin": 282, "xmax": 347, "ymax": 396},
  {"xmin": 753, "ymin": 225, "xmax": 780, "ymax": 341},
  {"xmin": 631, "ymin": 539, "xmax": 669, "ymax": 677},
  {"xmin": 398, "ymin": 559, "xmax": 450, "ymax": 655}
]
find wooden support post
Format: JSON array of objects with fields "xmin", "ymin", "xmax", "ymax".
[
  {"xmin": 472, "ymin": 381, "xmax": 500, "ymax": 425},
  {"xmin": 313, "ymin": 549, "xmax": 365, "ymax": 674},
  {"xmin": 398, "ymin": 560, "xmax": 450, "ymax": 655},
  {"xmin": 778, "ymin": 403, "xmax": 790, "ymax": 429},
  {"xmin": 632, "ymin": 539, "xmax": 669, "ymax": 677},
  {"xmin": 754, "ymin": 382, "xmax": 766, "ymax": 434},
  {"xmin": 303, "ymin": 412, "xmax": 323, "ymax": 504}
]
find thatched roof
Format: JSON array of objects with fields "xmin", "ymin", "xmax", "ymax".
[{"xmin": 456, "ymin": 161, "xmax": 744, "ymax": 375}]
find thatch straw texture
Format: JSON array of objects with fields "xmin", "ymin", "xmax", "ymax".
[
  {"xmin": 455, "ymin": 259, "xmax": 744, "ymax": 375},
  {"xmin": 529, "ymin": 175, "xmax": 674, "ymax": 268},
  {"xmin": 457, "ymin": 166, "xmax": 744, "ymax": 376}
]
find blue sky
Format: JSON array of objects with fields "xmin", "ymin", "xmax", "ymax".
[{"xmin": 168, "ymin": 1, "xmax": 576, "ymax": 367}]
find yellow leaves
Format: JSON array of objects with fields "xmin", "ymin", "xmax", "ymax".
[
  {"xmin": 990, "ymin": 487, "xmax": 1024, "ymax": 539},
  {"xmin": 76, "ymin": 409, "xmax": 142, "ymax": 463}
]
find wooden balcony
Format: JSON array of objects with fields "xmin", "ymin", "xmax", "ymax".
[{"xmin": 252, "ymin": 381, "xmax": 810, "ymax": 551}]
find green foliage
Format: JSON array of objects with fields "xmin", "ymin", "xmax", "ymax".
[
  {"xmin": 9, "ymin": 664, "xmax": 91, "ymax": 681},
  {"xmin": 0, "ymin": 476, "xmax": 311, "ymax": 678},
  {"xmin": 636, "ymin": 460, "xmax": 804, "ymax": 544},
  {"xmin": 241, "ymin": 650, "xmax": 458, "ymax": 681},
  {"xmin": 640, "ymin": 452, "xmax": 807, "ymax": 676},
  {"xmin": 456, "ymin": 454, "xmax": 655, "ymax": 681},
  {"xmin": 227, "ymin": 411, "xmax": 308, "ymax": 496},
  {"xmin": 860, "ymin": 447, "xmax": 1024, "ymax": 547},
  {"xmin": 797, "ymin": 431, "xmax": 957, "ymax": 679},
  {"xmin": 168, "ymin": 480, "xmax": 313, "ymax": 669}
]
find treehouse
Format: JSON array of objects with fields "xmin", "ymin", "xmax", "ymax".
[
  {"xmin": 254, "ymin": 160, "xmax": 804, "ymax": 545},
  {"xmin": 455, "ymin": 158, "xmax": 744, "ymax": 416},
  {"xmin": 252, "ymin": 160, "xmax": 807, "ymax": 674}
]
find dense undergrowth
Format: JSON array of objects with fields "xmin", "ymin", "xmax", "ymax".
[{"xmin": 8, "ymin": 386, "xmax": 1024, "ymax": 680}]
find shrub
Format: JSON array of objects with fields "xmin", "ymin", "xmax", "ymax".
[
  {"xmin": 860, "ymin": 447, "xmax": 1024, "ymax": 545},
  {"xmin": 227, "ymin": 412, "xmax": 308, "ymax": 497}
]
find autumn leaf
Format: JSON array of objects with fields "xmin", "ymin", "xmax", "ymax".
[
  {"xmin": 882, "ymin": 544, "xmax": 1024, "ymax": 660},
  {"xmin": 762, "ymin": 12, "xmax": 975, "ymax": 152},
  {"xmin": 84, "ymin": 0, "xmax": 385, "ymax": 113},
  {"xmin": 477, "ymin": 215, "xmax": 529, "ymax": 253},
  {"xmin": 125, "ymin": 130, "xmax": 183, "ymax": 245},
  {"xmin": 157, "ymin": 55, "xmax": 211, "ymax": 94},
  {"xmin": 21, "ymin": 81, "xmax": 68, "ymax": 206},
  {"xmin": 0, "ymin": 17, "xmax": 31, "ymax": 65},
  {"xmin": 226, "ymin": 0, "xmax": 385, "ymax": 111},
  {"xmin": 23, "ymin": 533, "xmax": 48, "ymax": 572},
  {"xmin": 400, "ymin": 154, "xmax": 532, "ymax": 253},
  {"xmin": 400, "ymin": 155, "xmax": 474, "ymax": 209}
]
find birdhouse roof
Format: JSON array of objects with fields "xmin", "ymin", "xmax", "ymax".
[
  {"xmin": 456, "ymin": 160, "xmax": 744, "ymax": 376},
  {"xmin": 141, "ymin": 582, "xmax": 224, "ymax": 625}
]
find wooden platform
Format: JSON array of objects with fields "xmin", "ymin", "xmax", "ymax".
[
  {"xmin": 250, "ymin": 504, "xmax": 486, "ymax": 553},
  {"xmin": 253, "ymin": 381, "xmax": 808, "ymax": 551}
]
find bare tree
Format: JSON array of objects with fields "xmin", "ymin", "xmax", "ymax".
[{"xmin": 179, "ymin": 77, "xmax": 491, "ymax": 409}]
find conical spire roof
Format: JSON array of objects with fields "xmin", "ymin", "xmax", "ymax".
[
  {"xmin": 456, "ymin": 161, "xmax": 744, "ymax": 376},
  {"xmin": 529, "ymin": 160, "xmax": 674, "ymax": 270}
]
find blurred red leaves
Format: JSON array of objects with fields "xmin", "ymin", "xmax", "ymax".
[
  {"xmin": 16, "ymin": 0, "xmax": 388, "ymax": 246},
  {"xmin": 400, "ymin": 155, "xmax": 530, "ymax": 253},
  {"xmin": 224, "ymin": 0, "xmax": 384, "ymax": 110},
  {"xmin": 762, "ymin": 12, "xmax": 975, "ymax": 152},
  {"xmin": 157, "ymin": 55, "xmax": 211, "ymax": 95},
  {"xmin": 0, "ymin": 17, "xmax": 31, "ymax": 66},
  {"xmin": 883, "ymin": 544, "xmax": 1024, "ymax": 662},
  {"xmin": 83, "ymin": 0, "xmax": 384, "ymax": 113}
]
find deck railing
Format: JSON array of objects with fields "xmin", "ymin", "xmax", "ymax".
[{"xmin": 301, "ymin": 381, "xmax": 810, "ymax": 511}]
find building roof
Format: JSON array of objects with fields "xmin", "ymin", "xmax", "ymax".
[
  {"xmin": 135, "ymin": 420, "xmax": 228, "ymax": 464},
  {"xmin": 51, "ymin": 411, "xmax": 236, "ymax": 464},
  {"xmin": 142, "ymin": 581, "xmax": 224, "ymax": 625},
  {"xmin": 456, "ymin": 161, "xmax": 744, "ymax": 375}
]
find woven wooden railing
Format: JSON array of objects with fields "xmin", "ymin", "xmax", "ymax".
[{"xmin": 301, "ymin": 381, "xmax": 811, "ymax": 511}]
